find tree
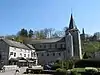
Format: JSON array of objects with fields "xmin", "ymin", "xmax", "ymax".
[
  {"xmin": 39, "ymin": 30, "xmax": 46, "ymax": 39},
  {"xmin": 28, "ymin": 29, "xmax": 33, "ymax": 38},
  {"xmin": 18, "ymin": 28, "xmax": 28, "ymax": 37},
  {"xmin": 51, "ymin": 30, "xmax": 64, "ymax": 38},
  {"xmin": 93, "ymin": 32, "xmax": 100, "ymax": 41},
  {"xmin": 52, "ymin": 33, "xmax": 59, "ymax": 38},
  {"xmin": 48, "ymin": 28, "xmax": 55, "ymax": 38},
  {"xmin": 43, "ymin": 28, "xmax": 49, "ymax": 38},
  {"xmin": 34, "ymin": 30, "xmax": 46, "ymax": 39},
  {"xmin": 5, "ymin": 35, "xmax": 17, "ymax": 40}
]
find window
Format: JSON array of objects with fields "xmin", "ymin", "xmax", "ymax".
[
  {"xmin": 45, "ymin": 44, "xmax": 49, "ymax": 49},
  {"xmin": 68, "ymin": 50, "xmax": 70, "ymax": 53},
  {"xmin": 14, "ymin": 53, "xmax": 16, "ymax": 57},
  {"xmin": 47, "ymin": 53, "xmax": 49, "ymax": 56},
  {"xmin": 44, "ymin": 45, "xmax": 46, "ymax": 48},
  {"xmin": 20, "ymin": 53, "xmax": 22, "ymax": 56},
  {"xmin": 40, "ymin": 45, "xmax": 42, "ymax": 48},
  {"xmin": 31, "ymin": 52, "xmax": 34, "ymax": 57},
  {"xmin": 34, "ymin": 52, "xmax": 36, "ymax": 56},
  {"xmin": 51, "ymin": 44, "xmax": 55, "ymax": 48},
  {"xmin": 61, "ymin": 44, "xmax": 63, "ymax": 48},
  {"xmin": 14, "ymin": 48, "xmax": 16, "ymax": 50},
  {"xmin": 20, "ymin": 49, "xmax": 22, "ymax": 51},
  {"xmin": 55, "ymin": 44, "xmax": 57, "ymax": 48},
  {"xmin": 68, "ymin": 47, "xmax": 70, "ymax": 53},
  {"xmin": 37, "ymin": 53, "xmax": 38, "ymax": 56},
  {"xmin": 61, "ymin": 44, "xmax": 65, "ymax": 48},
  {"xmin": 41, "ymin": 53, "xmax": 44, "ymax": 56},
  {"xmin": 57, "ymin": 44, "xmax": 60, "ymax": 48},
  {"xmin": 24, "ymin": 54, "xmax": 26, "ymax": 57},
  {"xmin": 28, "ymin": 54, "xmax": 30, "ymax": 57},
  {"xmin": 28, "ymin": 50, "xmax": 30, "ymax": 53},
  {"xmin": 10, "ymin": 52, "xmax": 13, "ymax": 55},
  {"xmin": 59, "ymin": 53, "xmax": 61, "ymax": 56},
  {"xmin": 53, "ymin": 53, "xmax": 55, "ymax": 56},
  {"xmin": 50, "ymin": 44, "xmax": 51, "ymax": 48}
]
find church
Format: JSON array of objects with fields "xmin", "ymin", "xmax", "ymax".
[{"xmin": 27, "ymin": 14, "xmax": 82, "ymax": 65}]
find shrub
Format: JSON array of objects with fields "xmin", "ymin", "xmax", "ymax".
[
  {"xmin": 51, "ymin": 63, "xmax": 61, "ymax": 70},
  {"xmin": 71, "ymin": 71, "xmax": 78, "ymax": 75},
  {"xmin": 54, "ymin": 68, "xmax": 67, "ymax": 75},
  {"xmin": 85, "ymin": 67, "xmax": 98, "ymax": 74}
]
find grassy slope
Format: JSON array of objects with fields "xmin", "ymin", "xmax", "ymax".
[{"xmin": 81, "ymin": 41, "xmax": 100, "ymax": 52}]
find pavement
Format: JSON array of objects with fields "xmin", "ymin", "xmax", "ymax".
[
  {"xmin": 0, "ymin": 67, "xmax": 52, "ymax": 75},
  {"xmin": 0, "ymin": 67, "xmax": 27, "ymax": 75}
]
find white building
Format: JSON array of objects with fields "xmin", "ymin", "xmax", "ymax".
[{"xmin": 0, "ymin": 38, "xmax": 37, "ymax": 67}]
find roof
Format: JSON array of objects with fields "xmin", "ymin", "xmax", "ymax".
[
  {"xmin": 28, "ymin": 38, "xmax": 63, "ymax": 44},
  {"xmin": 69, "ymin": 14, "xmax": 77, "ymax": 30},
  {"xmin": 25, "ymin": 44, "xmax": 35, "ymax": 49},
  {"xmin": 2, "ymin": 39, "xmax": 32, "ymax": 50}
]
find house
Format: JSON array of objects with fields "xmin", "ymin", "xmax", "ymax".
[
  {"xmin": 0, "ymin": 38, "xmax": 37, "ymax": 68},
  {"xmin": 26, "ymin": 14, "xmax": 83, "ymax": 65}
]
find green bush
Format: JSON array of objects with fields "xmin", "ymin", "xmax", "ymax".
[
  {"xmin": 51, "ymin": 60, "xmax": 75, "ymax": 70},
  {"xmin": 51, "ymin": 63, "xmax": 61, "ymax": 70},
  {"xmin": 54, "ymin": 68, "xmax": 67, "ymax": 75},
  {"xmin": 85, "ymin": 67, "xmax": 98, "ymax": 74},
  {"xmin": 71, "ymin": 71, "xmax": 81, "ymax": 75}
]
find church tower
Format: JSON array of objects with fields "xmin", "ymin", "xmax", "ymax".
[
  {"xmin": 65, "ymin": 31, "xmax": 74, "ymax": 59},
  {"xmin": 65, "ymin": 14, "xmax": 82, "ymax": 59}
]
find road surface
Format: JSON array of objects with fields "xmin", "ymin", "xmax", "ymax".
[{"xmin": 0, "ymin": 67, "xmax": 52, "ymax": 75}]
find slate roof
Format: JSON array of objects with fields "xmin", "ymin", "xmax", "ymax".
[
  {"xmin": 2, "ymin": 39, "xmax": 34, "ymax": 50},
  {"xmin": 25, "ymin": 44, "xmax": 35, "ymax": 49},
  {"xmin": 69, "ymin": 14, "xmax": 77, "ymax": 30},
  {"xmin": 27, "ymin": 38, "xmax": 63, "ymax": 44}
]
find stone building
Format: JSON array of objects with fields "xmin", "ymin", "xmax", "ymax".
[{"xmin": 26, "ymin": 14, "xmax": 82, "ymax": 65}]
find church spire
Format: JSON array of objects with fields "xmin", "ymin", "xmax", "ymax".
[{"xmin": 69, "ymin": 14, "xmax": 77, "ymax": 30}]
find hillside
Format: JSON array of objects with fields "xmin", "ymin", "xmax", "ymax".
[{"xmin": 81, "ymin": 41, "xmax": 100, "ymax": 53}]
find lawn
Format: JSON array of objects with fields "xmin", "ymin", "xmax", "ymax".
[{"xmin": 71, "ymin": 68, "xmax": 85, "ymax": 72}]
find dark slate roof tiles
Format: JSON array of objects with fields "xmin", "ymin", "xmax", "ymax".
[{"xmin": 2, "ymin": 39, "xmax": 33, "ymax": 50}]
